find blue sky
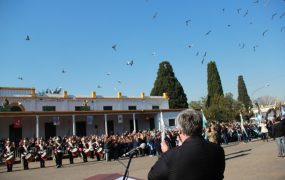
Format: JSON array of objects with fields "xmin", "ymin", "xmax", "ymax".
[{"xmin": 0, "ymin": 0, "xmax": 284, "ymax": 101}]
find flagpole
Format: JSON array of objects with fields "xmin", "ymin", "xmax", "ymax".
[{"xmin": 160, "ymin": 111, "xmax": 165, "ymax": 141}]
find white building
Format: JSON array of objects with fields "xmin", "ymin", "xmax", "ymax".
[{"xmin": 0, "ymin": 87, "xmax": 181, "ymax": 142}]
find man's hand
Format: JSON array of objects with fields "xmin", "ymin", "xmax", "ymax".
[
  {"xmin": 161, "ymin": 140, "xmax": 169, "ymax": 153},
  {"xmin": 177, "ymin": 135, "xmax": 183, "ymax": 146}
]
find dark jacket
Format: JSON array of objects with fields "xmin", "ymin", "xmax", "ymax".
[
  {"xmin": 148, "ymin": 136, "xmax": 225, "ymax": 180},
  {"xmin": 272, "ymin": 121, "xmax": 285, "ymax": 138}
]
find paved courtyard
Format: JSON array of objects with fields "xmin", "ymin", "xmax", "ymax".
[{"xmin": 0, "ymin": 139, "xmax": 284, "ymax": 180}]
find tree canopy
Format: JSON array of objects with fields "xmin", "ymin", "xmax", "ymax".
[
  {"xmin": 237, "ymin": 75, "xmax": 252, "ymax": 110},
  {"xmin": 207, "ymin": 61, "xmax": 224, "ymax": 107},
  {"xmin": 151, "ymin": 61, "xmax": 188, "ymax": 109}
]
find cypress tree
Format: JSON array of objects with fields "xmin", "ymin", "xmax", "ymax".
[
  {"xmin": 238, "ymin": 75, "xmax": 252, "ymax": 110},
  {"xmin": 207, "ymin": 61, "xmax": 224, "ymax": 107},
  {"xmin": 151, "ymin": 61, "xmax": 188, "ymax": 109}
]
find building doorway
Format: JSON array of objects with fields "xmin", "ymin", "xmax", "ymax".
[
  {"xmin": 9, "ymin": 124, "xmax": 22, "ymax": 144},
  {"xmin": 149, "ymin": 118, "xmax": 155, "ymax": 130},
  {"xmin": 45, "ymin": 123, "xmax": 56, "ymax": 140},
  {"xmin": 76, "ymin": 121, "xmax": 86, "ymax": 136},
  {"xmin": 129, "ymin": 119, "xmax": 138, "ymax": 132},
  {"xmin": 107, "ymin": 120, "xmax": 114, "ymax": 135},
  {"xmin": 10, "ymin": 106, "xmax": 22, "ymax": 111}
]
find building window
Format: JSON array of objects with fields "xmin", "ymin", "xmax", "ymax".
[
  {"xmin": 75, "ymin": 106, "xmax": 90, "ymax": 111},
  {"xmin": 169, "ymin": 119, "xmax": 175, "ymax": 126},
  {"xmin": 0, "ymin": 105, "xmax": 11, "ymax": 111},
  {"xmin": 152, "ymin": 106, "xmax": 159, "ymax": 110},
  {"xmin": 103, "ymin": 106, "xmax": 112, "ymax": 110},
  {"xmin": 128, "ymin": 106, "xmax": 137, "ymax": 110},
  {"xmin": 42, "ymin": 106, "xmax": 56, "ymax": 111}
]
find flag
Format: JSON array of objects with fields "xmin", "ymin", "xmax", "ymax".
[
  {"xmin": 53, "ymin": 116, "xmax": 60, "ymax": 126},
  {"xmin": 240, "ymin": 113, "xmax": 248, "ymax": 137},
  {"xmin": 201, "ymin": 110, "xmax": 207, "ymax": 128},
  {"xmin": 87, "ymin": 115, "xmax": 93, "ymax": 125},
  {"xmin": 118, "ymin": 114, "xmax": 123, "ymax": 124},
  {"xmin": 256, "ymin": 113, "xmax": 262, "ymax": 124},
  {"xmin": 13, "ymin": 117, "xmax": 22, "ymax": 128}
]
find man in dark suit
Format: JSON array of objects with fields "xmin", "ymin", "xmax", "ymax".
[
  {"xmin": 148, "ymin": 109, "xmax": 225, "ymax": 180},
  {"xmin": 272, "ymin": 116, "xmax": 285, "ymax": 157}
]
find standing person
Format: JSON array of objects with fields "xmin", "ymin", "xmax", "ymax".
[
  {"xmin": 36, "ymin": 139, "xmax": 47, "ymax": 168},
  {"xmin": 259, "ymin": 120, "xmax": 269, "ymax": 142},
  {"xmin": 221, "ymin": 125, "xmax": 228, "ymax": 145},
  {"xmin": 53, "ymin": 136, "xmax": 64, "ymax": 168},
  {"xmin": 215, "ymin": 123, "xmax": 222, "ymax": 145},
  {"xmin": 78, "ymin": 137, "xmax": 88, "ymax": 162},
  {"xmin": 208, "ymin": 126, "xmax": 219, "ymax": 144},
  {"xmin": 88, "ymin": 137, "xmax": 96, "ymax": 159},
  {"xmin": 18, "ymin": 139, "xmax": 31, "ymax": 170},
  {"xmin": 272, "ymin": 117, "xmax": 285, "ymax": 157},
  {"xmin": 66, "ymin": 137, "xmax": 77, "ymax": 164},
  {"xmin": 267, "ymin": 120, "xmax": 273, "ymax": 138},
  {"xmin": 3, "ymin": 140, "xmax": 15, "ymax": 172},
  {"xmin": 94, "ymin": 138, "xmax": 103, "ymax": 161},
  {"xmin": 153, "ymin": 133, "xmax": 162, "ymax": 157},
  {"xmin": 148, "ymin": 109, "xmax": 225, "ymax": 180}
]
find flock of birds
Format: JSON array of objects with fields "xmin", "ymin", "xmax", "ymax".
[
  {"xmin": 191, "ymin": 6, "xmax": 284, "ymax": 64},
  {"xmin": 22, "ymin": 35, "xmax": 135, "ymax": 92},
  {"xmin": 17, "ymin": 0, "xmax": 285, "ymax": 94}
]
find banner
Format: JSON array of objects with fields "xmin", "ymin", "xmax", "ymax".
[
  {"xmin": 13, "ymin": 117, "xmax": 22, "ymax": 128},
  {"xmin": 53, "ymin": 116, "xmax": 60, "ymax": 126},
  {"xmin": 87, "ymin": 115, "xmax": 93, "ymax": 125},
  {"xmin": 118, "ymin": 115, "xmax": 123, "ymax": 124}
]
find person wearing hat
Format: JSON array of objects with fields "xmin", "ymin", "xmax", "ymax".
[
  {"xmin": 18, "ymin": 139, "xmax": 31, "ymax": 170},
  {"xmin": 35, "ymin": 139, "xmax": 47, "ymax": 168},
  {"xmin": 53, "ymin": 136, "xmax": 64, "ymax": 168},
  {"xmin": 78, "ymin": 137, "xmax": 88, "ymax": 163},
  {"xmin": 66, "ymin": 137, "xmax": 76, "ymax": 164},
  {"xmin": 3, "ymin": 140, "xmax": 15, "ymax": 172}
]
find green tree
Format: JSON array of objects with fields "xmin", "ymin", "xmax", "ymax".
[
  {"xmin": 151, "ymin": 61, "xmax": 188, "ymax": 109},
  {"xmin": 237, "ymin": 75, "xmax": 252, "ymax": 110},
  {"xmin": 207, "ymin": 61, "xmax": 224, "ymax": 107},
  {"xmin": 203, "ymin": 93, "xmax": 244, "ymax": 122},
  {"xmin": 189, "ymin": 97, "xmax": 207, "ymax": 110},
  {"xmin": 190, "ymin": 93, "xmax": 245, "ymax": 122}
]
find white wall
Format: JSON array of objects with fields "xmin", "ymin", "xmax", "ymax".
[
  {"xmin": 154, "ymin": 111, "xmax": 180, "ymax": 130},
  {"xmin": 1, "ymin": 97, "xmax": 169, "ymax": 111}
]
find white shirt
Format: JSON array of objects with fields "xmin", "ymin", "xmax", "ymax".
[{"xmin": 259, "ymin": 123, "xmax": 268, "ymax": 133}]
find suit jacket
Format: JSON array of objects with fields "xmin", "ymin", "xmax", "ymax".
[
  {"xmin": 148, "ymin": 136, "xmax": 225, "ymax": 180},
  {"xmin": 272, "ymin": 121, "xmax": 285, "ymax": 138}
]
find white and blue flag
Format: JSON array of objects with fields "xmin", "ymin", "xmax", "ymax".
[{"xmin": 240, "ymin": 113, "xmax": 248, "ymax": 137}]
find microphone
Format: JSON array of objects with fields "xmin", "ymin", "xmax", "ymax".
[{"xmin": 123, "ymin": 143, "xmax": 146, "ymax": 157}]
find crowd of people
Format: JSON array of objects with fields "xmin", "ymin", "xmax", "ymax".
[
  {"xmin": 1, "ymin": 114, "xmax": 284, "ymax": 173},
  {"xmin": 0, "ymin": 130, "xmax": 175, "ymax": 172},
  {"xmin": 204, "ymin": 120, "xmax": 271, "ymax": 144}
]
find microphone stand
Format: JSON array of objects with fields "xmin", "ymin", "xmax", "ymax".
[{"xmin": 123, "ymin": 153, "xmax": 135, "ymax": 180}]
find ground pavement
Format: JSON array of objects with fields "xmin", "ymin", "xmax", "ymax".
[{"xmin": 0, "ymin": 139, "xmax": 284, "ymax": 180}]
